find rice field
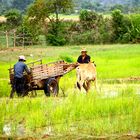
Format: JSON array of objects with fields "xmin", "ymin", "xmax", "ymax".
[{"xmin": 0, "ymin": 44, "xmax": 140, "ymax": 139}]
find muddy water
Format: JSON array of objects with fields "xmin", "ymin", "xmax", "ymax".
[
  {"xmin": 0, "ymin": 134, "xmax": 139, "ymax": 140},
  {"xmin": 97, "ymin": 83, "xmax": 140, "ymax": 98},
  {"xmin": 2, "ymin": 124, "xmax": 54, "ymax": 140},
  {"xmin": 3, "ymin": 123, "xmax": 26, "ymax": 137}
]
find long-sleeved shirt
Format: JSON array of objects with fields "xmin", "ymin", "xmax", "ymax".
[
  {"xmin": 14, "ymin": 61, "xmax": 30, "ymax": 78},
  {"xmin": 77, "ymin": 55, "xmax": 90, "ymax": 64}
]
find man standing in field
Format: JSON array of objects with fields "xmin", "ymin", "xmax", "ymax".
[
  {"xmin": 76, "ymin": 49, "xmax": 97, "ymax": 92},
  {"xmin": 12, "ymin": 55, "xmax": 30, "ymax": 97},
  {"xmin": 77, "ymin": 48, "xmax": 91, "ymax": 64}
]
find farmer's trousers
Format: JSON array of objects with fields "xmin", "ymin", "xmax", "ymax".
[{"xmin": 14, "ymin": 77, "xmax": 25, "ymax": 96}]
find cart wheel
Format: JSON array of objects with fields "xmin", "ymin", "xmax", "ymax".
[{"xmin": 44, "ymin": 78, "xmax": 59, "ymax": 97}]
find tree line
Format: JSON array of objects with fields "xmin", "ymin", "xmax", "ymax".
[
  {"xmin": 0, "ymin": 0, "xmax": 140, "ymax": 15},
  {"xmin": 0, "ymin": 0, "xmax": 140, "ymax": 46},
  {"xmin": 0, "ymin": 0, "xmax": 34, "ymax": 14},
  {"xmin": 80, "ymin": 0, "xmax": 140, "ymax": 13}
]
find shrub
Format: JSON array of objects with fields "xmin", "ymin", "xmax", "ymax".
[
  {"xmin": 46, "ymin": 21, "xmax": 67, "ymax": 46},
  {"xmin": 15, "ymin": 16, "xmax": 40, "ymax": 46},
  {"xmin": 111, "ymin": 9, "xmax": 132, "ymax": 43},
  {"xmin": 68, "ymin": 31, "xmax": 95, "ymax": 45},
  {"xmin": 59, "ymin": 55, "xmax": 74, "ymax": 63},
  {"xmin": 4, "ymin": 9, "xmax": 22, "ymax": 30},
  {"xmin": 68, "ymin": 10, "xmax": 112, "ymax": 45},
  {"xmin": 129, "ymin": 14, "xmax": 140, "ymax": 43},
  {"xmin": 79, "ymin": 10, "xmax": 102, "ymax": 30},
  {"xmin": 45, "ymin": 11, "xmax": 140, "ymax": 45}
]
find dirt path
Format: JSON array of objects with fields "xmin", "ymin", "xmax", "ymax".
[
  {"xmin": 0, "ymin": 47, "xmax": 24, "ymax": 54},
  {"xmin": 103, "ymin": 77, "xmax": 140, "ymax": 83},
  {"xmin": 1, "ymin": 77, "xmax": 140, "ymax": 82},
  {"xmin": 0, "ymin": 134, "xmax": 140, "ymax": 140}
]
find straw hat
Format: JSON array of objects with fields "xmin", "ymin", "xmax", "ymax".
[
  {"xmin": 81, "ymin": 48, "xmax": 87, "ymax": 53},
  {"xmin": 19, "ymin": 55, "xmax": 26, "ymax": 61}
]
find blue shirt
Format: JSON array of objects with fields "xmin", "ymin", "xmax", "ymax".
[{"xmin": 14, "ymin": 61, "xmax": 30, "ymax": 78}]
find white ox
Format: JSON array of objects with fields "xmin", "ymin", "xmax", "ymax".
[{"xmin": 76, "ymin": 62, "xmax": 97, "ymax": 92}]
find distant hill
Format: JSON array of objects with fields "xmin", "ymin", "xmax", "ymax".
[
  {"xmin": 77, "ymin": 0, "xmax": 139, "ymax": 6},
  {"xmin": 0, "ymin": 0, "xmax": 34, "ymax": 14},
  {"xmin": 75, "ymin": 0, "xmax": 140, "ymax": 13},
  {"xmin": 76, "ymin": 0, "xmax": 140, "ymax": 7},
  {"xmin": 97, "ymin": 0, "xmax": 129, "ymax": 5},
  {"xmin": 0, "ymin": 0, "xmax": 140, "ymax": 15}
]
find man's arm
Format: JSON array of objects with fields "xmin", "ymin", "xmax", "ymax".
[
  {"xmin": 77, "ymin": 56, "xmax": 81, "ymax": 63},
  {"xmin": 24, "ymin": 64, "xmax": 31, "ymax": 74},
  {"xmin": 88, "ymin": 56, "xmax": 91, "ymax": 62}
]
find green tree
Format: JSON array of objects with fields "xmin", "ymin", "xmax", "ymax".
[
  {"xmin": 111, "ymin": 9, "xmax": 132, "ymax": 43},
  {"xmin": 129, "ymin": 14, "xmax": 140, "ymax": 43},
  {"xmin": 28, "ymin": 0, "xmax": 73, "ymax": 23},
  {"xmin": 15, "ymin": 16, "xmax": 41, "ymax": 46},
  {"xmin": 4, "ymin": 9, "xmax": 22, "ymax": 30},
  {"xmin": 110, "ymin": 4, "xmax": 124, "ymax": 12},
  {"xmin": 46, "ymin": 21, "xmax": 67, "ymax": 46},
  {"xmin": 27, "ymin": 0, "xmax": 74, "ymax": 46},
  {"xmin": 79, "ymin": 10, "xmax": 102, "ymax": 30}
]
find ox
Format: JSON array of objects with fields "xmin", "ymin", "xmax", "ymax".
[{"xmin": 76, "ymin": 62, "xmax": 97, "ymax": 92}]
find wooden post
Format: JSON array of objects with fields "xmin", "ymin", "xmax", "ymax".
[
  {"xmin": 13, "ymin": 30, "xmax": 16, "ymax": 47},
  {"xmin": 5, "ymin": 31, "xmax": 9, "ymax": 48},
  {"xmin": 22, "ymin": 34, "xmax": 25, "ymax": 48}
]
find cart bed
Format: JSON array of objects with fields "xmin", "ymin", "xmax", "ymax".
[{"xmin": 9, "ymin": 60, "xmax": 77, "ymax": 86}]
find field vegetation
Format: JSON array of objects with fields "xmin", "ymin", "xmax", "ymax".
[
  {"xmin": 0, "ymin": 44, "xmax": 140, "ymax": 139},
  {"xmin": 0, "ymin": 1, "xmax": 140, "ymax": 139}
]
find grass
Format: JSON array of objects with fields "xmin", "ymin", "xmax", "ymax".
[
  {"xmin": 0, "ymin": 44, "xmax": 140, "ymax": 96},
  {"xmin": 0, "ymin": 44, "xmax": 140, "ymax": 138},
  {"xmin": 59, "ymin": 14, "xmax": 79, "ymax": 21},
  {"xmin": 0, "ymin": 88, "xmax": 140, "ymax": 138},
  {"xmin": 0, "ymin": 44, "xmax": 140, "ymax": 79},
  {"xmin": 0, "ymin": 13, "xmax": 111, "ymax": 23}
]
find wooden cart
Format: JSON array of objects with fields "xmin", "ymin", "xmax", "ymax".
[{"xmin": 9, "ymin": 60, "xmax": 78, "ymax": 97}]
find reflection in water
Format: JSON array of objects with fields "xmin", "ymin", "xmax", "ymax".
[
  {"xmin": 3, "ymin": 123, "xmax": 11, "ymax": 136},
  {"xmin": 16, "ymin": 124, "xmax": 26, "ymax": 137},
  {"xmin": 97, "ymin": 84, "xmax": 140, "ymax": 98}
]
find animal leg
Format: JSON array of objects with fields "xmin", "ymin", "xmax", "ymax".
[
  {"xmin": 76, "ymin": 71, "xmax": 82, "ymax": 91},
  {"xmin": 83, "ymin": 81, "xmax": 88, "ymax": 92},
  {"xmin": 83, "ymin": 81, "xmax": 91, "ymax": 93},
  {"xmin": 86, "ymin": 81, "xmax": 91, "ymax": 92},
  {"xmin": 77, "ymin": 81, "xmax": 81, "ymax": 90},
  {"xmin": 77, "ymin": 79, "xmax": 86, "ymax": 93},
  {"xmin": 94, "ymin": 78, "xmax": 97, "ymax": 90}
]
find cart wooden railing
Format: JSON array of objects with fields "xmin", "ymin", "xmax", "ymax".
[
  {"xmin": 9, "ymin": 59, "xmax": 42, "ymax": 84},
  {"xmin": 30, "ymin": 60, "xmax": 77, "ymax": 84},
  {"xmin": 9, "ymin": 60, "xmax": 78, "ymax": 97}
]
